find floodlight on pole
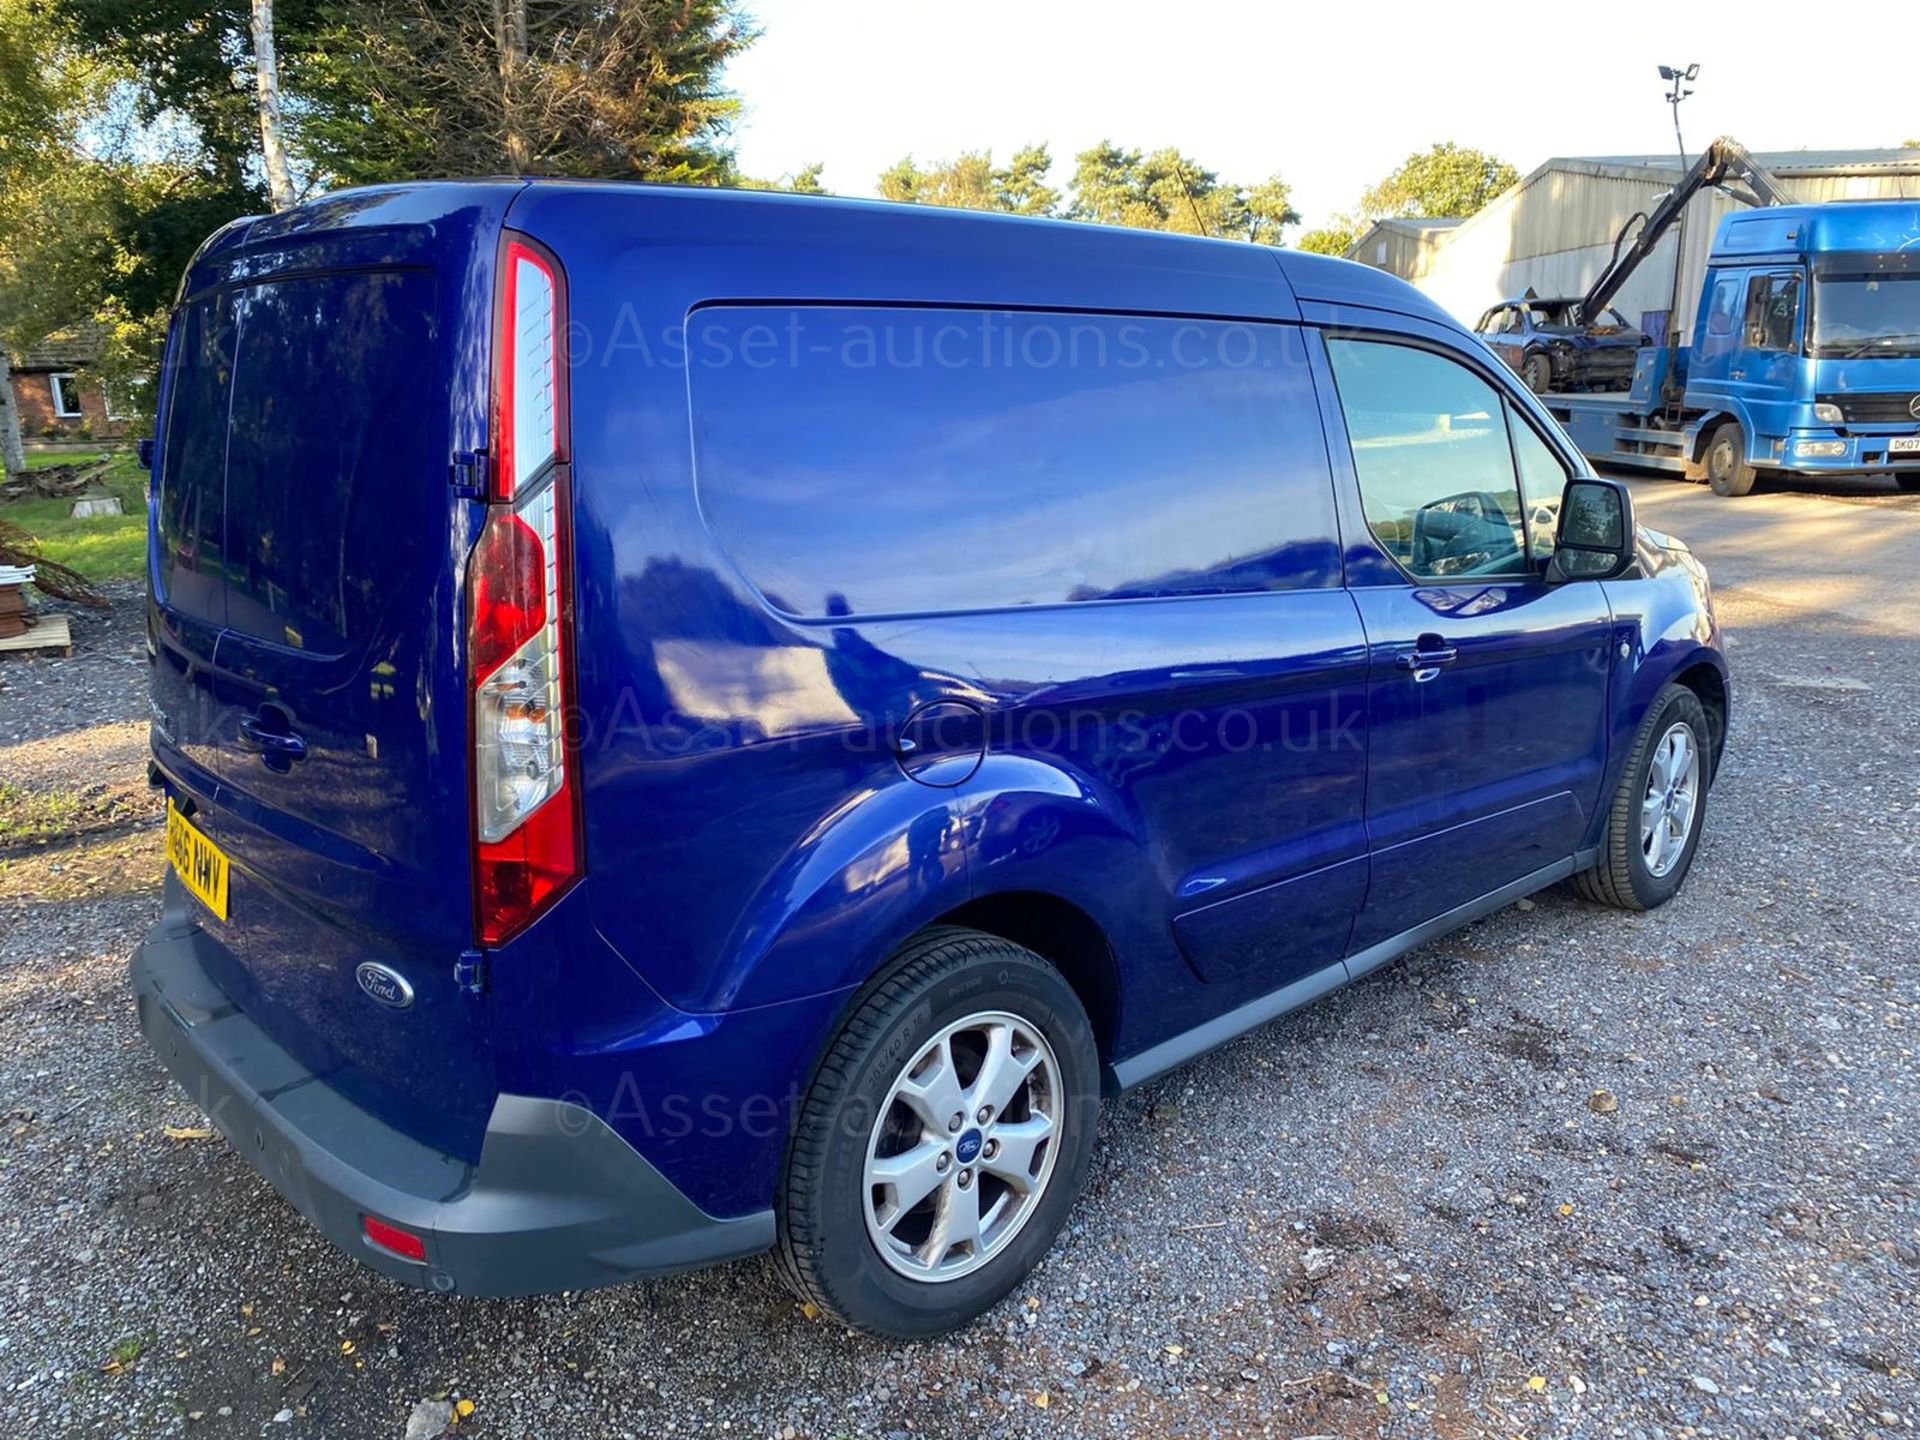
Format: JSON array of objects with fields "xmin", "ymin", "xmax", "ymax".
[{"xmin": 1661, "ymin": 62, "xmax": 1700, "ymax": 170}]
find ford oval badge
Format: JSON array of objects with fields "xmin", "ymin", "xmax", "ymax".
[{"xmin": 355, "ymin": 962, "xmax": 414, "ymax": 1010}]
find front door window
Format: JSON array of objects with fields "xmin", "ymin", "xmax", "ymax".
[{"xmin": 1325, "ymin": 339, "xmax": 1533, "ymax": 581}]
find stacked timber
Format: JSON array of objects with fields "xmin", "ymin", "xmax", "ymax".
[{"xmin": 0, "ymin": 564, "xmax": 34, "ymax": 640}]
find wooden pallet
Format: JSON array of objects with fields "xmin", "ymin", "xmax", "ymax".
[{"xmin": 0, "ymin": 613, "xmax": 73, "ymax": 658}]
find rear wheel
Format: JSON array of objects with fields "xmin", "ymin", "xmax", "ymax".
[
  {"xmin": 776, "ymin": 927, "xmax": 1100, "ymax": 1337},
  {"xmin": 1575, "ymin": 683, "xmax": 1710, "ymax": 911},
  {"xmin": 1521, "ymin": 350, "xmax": 1553, "ymax": 394},
  {"xmin": 1705, "ymin": 421, "xmax": 1759, "ymax": 497}
]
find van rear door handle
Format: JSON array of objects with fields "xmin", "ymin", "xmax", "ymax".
[{"xmin": 239, "ymin": 710, "xmax": 308, "ymax": 766}]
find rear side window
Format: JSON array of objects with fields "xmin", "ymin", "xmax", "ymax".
[{"xmin": 689, "ymin": 308, "xmax": 1338, "ymax": 617}]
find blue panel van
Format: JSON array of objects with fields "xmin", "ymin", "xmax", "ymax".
[{"xmin": 131, "ymin": 182, "xmax": 1729, "ymax": 1336}]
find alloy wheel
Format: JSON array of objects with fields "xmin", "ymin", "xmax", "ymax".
[
  {"xmin": 862, "ymin": 1011, "xmax": 1061, "ymax": 1282},
  {"xmin": 1639, "ymin": 722, "xmax": 1701, "ymax": 878}
]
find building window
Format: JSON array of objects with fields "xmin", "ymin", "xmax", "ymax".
[
  {"xmin": 48, "ymin": 372, "xmax": 84, "ymax": 419},
  {"xmin": 103, "ymin": 374, "xmax": 149, "ymax": 422}
]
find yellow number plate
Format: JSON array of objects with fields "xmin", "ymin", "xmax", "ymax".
[{"xmin": 166, "ymin": 801, "xmax": 230, "ymax": 921}]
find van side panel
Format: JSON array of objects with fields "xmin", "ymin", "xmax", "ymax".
[{"xmin": 512, "ymin": 188, "xmax": 1308, "ymax": 1033}]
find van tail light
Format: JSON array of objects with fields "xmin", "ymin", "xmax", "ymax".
[
  {"xmin": 495, "ymin": 239, "xmax": 561, "ymax": 502},
  {"xmin": 471, "ymin": 232, "xmax": 579, "ymax": 947}
]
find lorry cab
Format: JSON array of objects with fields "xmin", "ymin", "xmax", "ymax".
[{"xmin": 1685, "ymin": 201, "xmax": 1920, "ymax": 487}]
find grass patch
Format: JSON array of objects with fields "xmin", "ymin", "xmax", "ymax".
[
  {"xmin": 2, "ymin": 451, "xmax": 148, "ymax": 583},
  {"xmin": 0, "ymin": 779, "xmax": 154, "ymax": 849},
  {"xmin": 0, "ymin": 783, "xmax": 85, "ymax": 843}
]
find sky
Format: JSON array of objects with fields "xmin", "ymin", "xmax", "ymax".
[{"xmin": 726, "ymin": 1, "xmax": 1919, "ymax": 231}]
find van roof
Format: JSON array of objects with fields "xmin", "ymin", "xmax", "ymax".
[{"xmin": 222, "ymin": 178, "xmax": 1460, "ymax": 333}]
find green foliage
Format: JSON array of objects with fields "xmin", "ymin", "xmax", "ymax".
[
  {"xmin": 1297, "ymin": 224, "xmax": 1359, "ymax": 257},
  {"xmin": 878, "ymin": 144, "xmax": 1060, "ymax": 217},
  {"xmin": 7, "ymin": 0, "xmax": 759, "ymax": 441},
  {"xmin": 1357, "ymin": 141, "xmax": 1518, "ymax": 220},
  {"xmin": 735, "ymin": 163, "xmax": 828, "ymax": 194},
  {"xmin": 0, "ymin": 0, "xmax": 135, "ymax": 458},
  {"xmin": 1066, "ymin": 142, "xmax": 1295, "ymax": 244},
  {"xmin": 47, "ymin": 0, "xmax": 308, "ymax": 188},
  {"xmin": 995, "ymin": 145, "xmax": 1058, "ymax": 217},
  {"xmin": 293, "ymin": 0, "xmax": 756, "ymax": 185},
  {"xmin": 877, "ymin": 141, "xmax": 1296, "ymax": 244}
]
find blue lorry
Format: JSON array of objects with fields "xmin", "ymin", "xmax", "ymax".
[{"xmin": 1531, "ymin": 140, "xmax": 1920, "ymax": 497}]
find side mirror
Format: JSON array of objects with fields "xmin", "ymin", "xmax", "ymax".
[{"xmin": 1548, "ymin": 476, "xmax": 1638, "ymax": 582}]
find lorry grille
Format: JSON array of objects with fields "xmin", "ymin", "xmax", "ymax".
[{"xmin": 1820, "ymin": 393, "xmax": 1920, "ymax": 425}]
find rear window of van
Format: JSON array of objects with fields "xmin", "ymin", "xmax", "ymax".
[{"xmin": 689, "ymin": 307, "xmax": 1338, "ymax": 618}]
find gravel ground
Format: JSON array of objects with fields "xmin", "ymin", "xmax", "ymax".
[{"xmin": 2, "ymin": 488, "xmax": 1916, "ymax": 1439}]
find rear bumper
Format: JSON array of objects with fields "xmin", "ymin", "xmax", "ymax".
[{"xmin": 129, "ymin": 906, "xmax": 774, "ymax": 1296}]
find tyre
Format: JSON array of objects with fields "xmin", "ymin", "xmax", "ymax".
[
  {"xmin": 776, "ymin": 926, "xmax": 1100, "ymax": 1337},
  {"xmin": 1705, "ymin": 421, "xmax": 1758, "ymax": 497},
  {"xmin": 1522, "ymin": 350, "xmax": 1553, "ymax": 394},
  {"xmin": 1575, "ymin": 683, "xmax": 1711, "ymax": 911},
  {"xmin": 1897, "ymin": 474, "xmax": 1920, "ymax": 493}
]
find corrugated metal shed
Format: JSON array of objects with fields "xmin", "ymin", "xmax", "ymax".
[
  {"xmin": 1346, "ymin": 217, "xmax": 1463, "ymax": 282},
  {"xmin": 1351, "ymin": 148, "xmax": 1920, "ymax": 343}
]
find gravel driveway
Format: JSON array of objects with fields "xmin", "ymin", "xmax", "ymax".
[{"xmin": 2, "ymin": 480, "xmax": 1916, "ymax": 1439}]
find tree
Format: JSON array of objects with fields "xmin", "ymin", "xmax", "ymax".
[
  {"xmin": 1067, "ymin": 142, "xmax": 1296, "ymax": 244},
  {"xmin": 1357, "ymin": 141, "xmax": 1518, "ymax": 220},
  {"xmin": 996, "ymin": 144, "xmax": 1058, "ymax": 216},
  {"xmin": 250, "ymin": 0, "xmax": 296, "ymax": 208},
  {"xmin": 736, "ymin": 162, "xmax": 827, "ymax": 194},
  {"xmin": 0, "ymin": 0, "xmax": 123, "ymax": 474},
  {"xmin": 1240, "ymin": 175, "xmax": 1302, "ymax": 246},
  {"xmin": 1297, "ymin": 223, "xmax": 1359, "ymax": 257},
  {"xmin": 48, "ymin": 0, "xmax": 307, "ymax": 194},
  {"xmin": 293, "ymin": 0, "xmax": 756, "ymax": 184},
  {"xmin": 877, "ymin": 145, "xmax": 1059, "ymax": 216}
]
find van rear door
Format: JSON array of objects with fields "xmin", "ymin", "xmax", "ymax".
[{"xmin": 149, "ymin": 186, "xmax": 520, "ymax": 1160}]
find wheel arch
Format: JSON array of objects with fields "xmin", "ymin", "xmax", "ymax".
[
  {"xmin": 1672, "ymin": 658, "xmax": 1729, "ymax": 783},
  {"xmin": 1681, "ymin": 410, "xmax": 1725, "ymax": 463},
  {"xmin": 931, "ymin": 891, "xmax": 1123, "ymax": 1065}
]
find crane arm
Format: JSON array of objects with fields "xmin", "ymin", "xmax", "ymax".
[{"xmin": 1578, "ymin": 137, "xmax": 1790, "ymax": 325}]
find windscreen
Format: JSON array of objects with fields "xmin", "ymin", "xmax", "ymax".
[{"xmin": 1812, "ymin": 268, "xmax": 1920, "ymax": 359}]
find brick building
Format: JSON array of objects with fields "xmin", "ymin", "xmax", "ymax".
[{"xmin": 6, "ymin": 330, "xmax": 139, "ymax": 441}]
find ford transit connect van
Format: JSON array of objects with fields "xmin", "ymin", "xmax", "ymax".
[{"xmin": 132, "ymin": 181, "xmax": 1727, "ymax": 1337}]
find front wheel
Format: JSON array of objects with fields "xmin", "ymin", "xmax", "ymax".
[
  {"xmin": 776, "ymin": 927, "xmax": 1100, "ymax": 1337},
  {"xmin": 1522, "ymin": 351, "xmax": 1553, "ymax": 393},
  {"xmin": 1705, "ymin": 421, "xmax": 1758, "ymax": 497},
  {"xmin": 1575, "ymin": 683, "xmax": 1711, "ymax": 911}
]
